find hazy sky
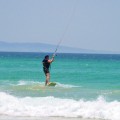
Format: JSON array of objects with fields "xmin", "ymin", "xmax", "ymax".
[{"xmin": 0, "ymin": 0, "xmax": 120, "ymax": 52}]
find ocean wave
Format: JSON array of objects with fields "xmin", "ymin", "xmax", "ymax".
[
  {"xmin": 56, "ymin": 82, "xmax": 80, "ymax": 88},
  {"xmin": 16, "ymin": 80, "xmax": 80, "ymax": 88},
  {"xmin": 17, "ymin": 80, "xmax": 43, "ymax": 85},
  {"xmin": 0, "ymin": 92, "xmax": 120, "ymax": 120}
]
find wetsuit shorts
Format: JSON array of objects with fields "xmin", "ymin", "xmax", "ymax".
[{"xmin": 43, "ymin": 67, "xmax": 49, "ymax": 74}]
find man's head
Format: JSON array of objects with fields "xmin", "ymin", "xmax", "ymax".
[{"xmin": 45, "ymin": 55, "xmax": 49, "ymax": 60}]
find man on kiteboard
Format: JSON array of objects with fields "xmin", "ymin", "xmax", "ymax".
[{"xmin": 42, "ymin": 55, "xmax": 55, "ymax": 86}]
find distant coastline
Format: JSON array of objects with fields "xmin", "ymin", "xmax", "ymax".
[{"xmin": 0, "ymin": 41, "xmax": 119, "ymax": 54}]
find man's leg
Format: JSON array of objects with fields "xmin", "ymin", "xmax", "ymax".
[{"xmin": 45, "ymin": 73, "xmax": 50, "ymax": 86}]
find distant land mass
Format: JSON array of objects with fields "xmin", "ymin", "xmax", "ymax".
[{"xmin": 0, "ymin": 41, "xmax": 117, "ymax": 54}]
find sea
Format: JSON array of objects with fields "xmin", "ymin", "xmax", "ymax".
[{"xmin": 0, "ymin": 52, "xmax": 120, "ymax": 120}]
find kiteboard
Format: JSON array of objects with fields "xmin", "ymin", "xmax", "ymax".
[{"xmin": 47, "ymin": 82, "xmax": 56, "ymax": 86}]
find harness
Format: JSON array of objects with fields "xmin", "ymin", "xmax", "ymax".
[{"xmin": 43, "ymin": 59, "xmax": 50, "ymax": 70}]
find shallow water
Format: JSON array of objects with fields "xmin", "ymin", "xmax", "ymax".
[{"xmin": 0, "ymin": 52, "xmax": 120, "ymax": 120}]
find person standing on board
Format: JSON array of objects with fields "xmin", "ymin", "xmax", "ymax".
[{"xmin": 42, "ymin": 55, "xmax": 55, "ymax": 86}]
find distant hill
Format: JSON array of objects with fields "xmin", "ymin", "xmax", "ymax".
[{"xmin": 0, "ymin": 41, "xmax": 112, "ymax": 54}]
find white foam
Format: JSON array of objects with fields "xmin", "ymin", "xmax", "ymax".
[
  {"xmin": 56, "ymin": 82, "xmax": 80, "ymax": 88},
  {"xmin": 17, "ymin": 80, "xmax": 43, "ymax": 86},
  {"xmin": 16, "ymin": 80, "xmax": 80, "ymax": 88},
  {"xmin": 0, "ymin": 92, "xmax": 120, "ymax": 120}
]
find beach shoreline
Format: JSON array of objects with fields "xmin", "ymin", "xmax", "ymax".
[{"xmin": 0, "ymin": 116, "xmax": 98, "ymax": 120}]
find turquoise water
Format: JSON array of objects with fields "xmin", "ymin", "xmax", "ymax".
[{"xmin": 0, "ymin": 52, "xmax": 120, "ymax": 119}]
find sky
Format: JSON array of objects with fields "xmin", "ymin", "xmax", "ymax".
[{"xmin": 0, "ymin": 0, "xmax": 120, "ymax": 52}]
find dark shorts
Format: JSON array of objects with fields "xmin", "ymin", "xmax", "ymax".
[{"xmin": 43, "ymin": 67, "xmax": 49, "ymax": 74}]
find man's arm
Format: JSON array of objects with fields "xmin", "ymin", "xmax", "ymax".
[{"xmin": 48, "ymin": 55, "xmax": 55, "ymax": 63}]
